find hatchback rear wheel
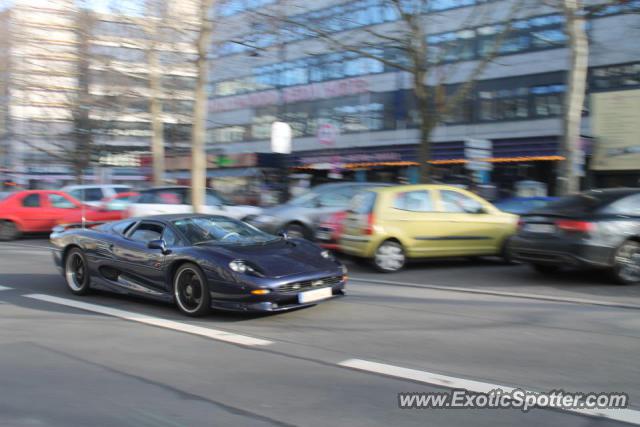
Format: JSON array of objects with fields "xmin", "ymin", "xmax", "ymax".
[
  {"xmin": 373, "ymin": 240, "xmax": 406, "ymax": 273},
  {"xmin": 612, "ymin": 240, "xmax": 640, "ymax": 285}
]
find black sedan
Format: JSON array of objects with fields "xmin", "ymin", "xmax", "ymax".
[
  {"xmin": 51, "ymin": 214, "xmax": 347, "ymax": 316},
  {"xmin": 508, "ymin": 188, "xmax": 640, "ymax": 284}
]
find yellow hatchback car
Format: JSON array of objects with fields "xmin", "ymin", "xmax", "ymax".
[{"xmin": 339, "ymin": 185, "xmax": 518, "ymax": 272}]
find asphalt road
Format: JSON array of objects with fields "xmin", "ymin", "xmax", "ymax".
[{"xmin": 1, "ymin": 238, "xmax": 639, "ymax": 426}]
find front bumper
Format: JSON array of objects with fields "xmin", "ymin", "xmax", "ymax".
[
  {"xmin": 209, "ymin": 282, "xmax": 346, "ymax": 312},
  {"xmin": 206, "ymin": 266, "xmax": 347, "ymax": 312},
  {"xmin": 509, "ymin": 235, "xmax": 615, "ymax": 268}
]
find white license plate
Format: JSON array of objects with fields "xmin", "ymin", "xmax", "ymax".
[
  {"xmin": 298, "ymin": 287, "xmax": 332, "ymax": 303},
  {"xmin": 523, "ymin": 223, "xmax": 555, "ymax": 234}
]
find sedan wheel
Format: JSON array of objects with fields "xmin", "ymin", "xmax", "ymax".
[
  {"xmin": 174, "ymin": 263, "xmax": 211, "ymax": 317},
  {"xmin": 373, "ymin": 241, "xmax": 406, "ymax": 273},
  {"xmin": 613, "ymin": 240, "xmax": 640, "ymax": 285},
  {"xmin": 0, "ymin": 221, "xmax": 19, "ymax": 241},
  {"xmin": 64, "ymin": 248, "xmax": 91, "ymax": 295}
]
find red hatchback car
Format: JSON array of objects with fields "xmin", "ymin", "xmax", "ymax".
[{"xmin": 0, "ymin": 190, "xmax": 125, "ymax": 241}]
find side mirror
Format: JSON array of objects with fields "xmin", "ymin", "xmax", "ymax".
[
  {"xmin": 148, "ymin": 239, "xmax": 170, "ymax": 254},
  {"xmin": 278, "ymin": 231, "xmax": 289, "ymax": 240}
]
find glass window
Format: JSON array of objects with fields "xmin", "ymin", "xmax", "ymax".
[
  {"xmin": 76, "ymin": 188, "xmax": 104, "ymax": 202},
  {"xmin": 603, "ymin": 194, "xmax": 640, "ymax": 216},
  {"xmin": 129, "ymin": 222, "xmax": 164, "ymax": 243},
  {"xmin": 138, "ymin": 189, "xmax": 187, "ymax": 204},
  {"xmin": 49, "ymin": 194, "xmax": 77, "ymax": 209},
  {"xmin": 318, "ymin": 187, "xmax": 356, "ymax": 208},
  {"xmin": 349, "ymin": 191, "xmax": 377, "ymax": 214},
  {"xmin": 440, "ymin": 190, "xmax": 484, "ymax": 213},
  {"xmin": 22, "ymin": 194, "xmax": 41, "ymax": 207},
  {"xmin": 162, "ymin": 227, "xmax": 179, "ymax": 246},
  {"xmin": 173, "ymin": 217, "xmax": 278, "ymax": 245},
  {"xmin": 393, "ymin": 191, "xmax": 434, "ymax": 212},
  {"xmin": 113, "ymin": 220, "xmax": 136, "ymax": 235}
]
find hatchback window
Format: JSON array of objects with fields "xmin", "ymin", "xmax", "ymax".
[
  {"xmin": 22, "ymin": 194, "xmax": 40, "ymax": 207},
  {"xmin": 440, "ymin": 190, "xmax": 483, "ymax": 214},
  {"xmin": 349, "ymin": 191, "xmax": 377, "ymax": 214},
  {"xmin": 393, "ymin": 191, "xmax": 434, "ymax": 212}
]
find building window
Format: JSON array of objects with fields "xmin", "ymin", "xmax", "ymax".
[{"xmin": 531, "ymin": 84, "xmax": 565, "ymax": 117}]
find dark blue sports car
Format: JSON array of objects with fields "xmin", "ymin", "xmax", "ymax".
[{"xmin": 51, "ymin": 214, "xmax": 347, "ymax": 316}]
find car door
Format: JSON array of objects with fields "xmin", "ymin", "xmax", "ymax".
[
  {"xmin": 45, "ymin": 193, "xmax": 82, "ymax": 227},
  {"xmin": 381, "ymin": 189, "xmax": 451, "ymax": 258},
  {"xmin": 14, "ymin": 193, "xmax": 50, "ymax": 231},
  {"xmin": 109, "ymin": 220, "xmax": 169, "ymax": 295},
  {"xmin": 435, "ymin": 189, "xmax": 501, "ymax": 255}
]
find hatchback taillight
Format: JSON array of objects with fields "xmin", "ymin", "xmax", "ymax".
[
  {"xmin": 363, "ymin": 213, "xmax": 375, "ymax": 235},
  {"xmin": 555, "ymin": 219, "xmax": 595, "ymax": 233}
]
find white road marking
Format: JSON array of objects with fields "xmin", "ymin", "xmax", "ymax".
[
  {"xmin": 0, "ymin": 242, "xmax": 51, "ymax": 251},
  {"xmin": 349, "ymin": 276, "xmax": 640, "ymax": 310},
  {"xmin": 24, "ymin": 294, "xmax": 273, "ymax": 347},
  {"xmin": 339, "ymin": 359, "xmax": 640, "ymax": 425},
  {"xmin": 0, "ymin": 285, "xmax": 12, "ymax": 291}
]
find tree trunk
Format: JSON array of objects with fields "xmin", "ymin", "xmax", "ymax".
[
  {"xmin": 191, "ymin": 0, "xmax": 214, "ymax": 213},
  {"xmin": 148, "ymin": 39, "xmax": 165, "ymax": 186},
  {"xmin": 557, "ymin": 0, "xmax": 589, "ymax": 195},
  {"xmin": 414, "ymin": 77, "xmax": 433, "ymax": 184}
]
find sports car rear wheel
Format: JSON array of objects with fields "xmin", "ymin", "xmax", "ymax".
[
  {"xmin": 64, "ymin": 248, "xmax": 91, "ymax": 295},
  {"xmin": 174, "ymin": 263, "xmax": 211, "ymax": 317}
]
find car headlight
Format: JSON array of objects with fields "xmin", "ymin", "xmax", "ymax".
[{"xmin": 229, "ymin": 260, "xmax": 262, "ymax": 276}]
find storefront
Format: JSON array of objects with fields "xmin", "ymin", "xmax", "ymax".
[{"xmin": 291, "ymin": 137, "xmax": 567, "ymax": 198}]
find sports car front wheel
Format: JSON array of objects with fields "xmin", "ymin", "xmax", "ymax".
[
  {"xmin": 64, "ymin": 248, "xmax": 91, "ymax": 295},
  {"xmin": 174, "ymin": 263, "xmax": 211, "ymax": 317}
]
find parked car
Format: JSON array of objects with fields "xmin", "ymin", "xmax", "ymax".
[
  {"xmin": 99, "ymin": 191, "xmax": 140, "ymax": 212},
  {"xmin": 62, "ymin": 184, "xmax": 132, "ymax": 207},
  {"xmin": 0, "ymin": 190, "xmax": 126, "ymax": 241},
  {"xmin": 50, "ymin": 214, "xmax": 347, "ymax": 316},
  {"xmin": 494, "ymin": 197, "xmax": 558, "ymax": 215},
  {"xmin": 247, "ymin": 182, "xmax": 390, "ymax": 240},
  {"xmin": 127, "ymin": 186, "xmax": 260, "ymax": 220},
  {"xmin": 508, "ymin": 188, "xmax": 640, "ymax": 284},
  {"xmin": 339, "ymin": 185, "xmax": 518, "ymax": 272},
  {"xmin": 315, "ymin": 211, "xmax": 348, "ymax": 250}
]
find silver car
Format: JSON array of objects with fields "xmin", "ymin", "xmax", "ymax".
[{"xmin": 246, "ymin": 182, "xmax": 389, "ymax": 239}]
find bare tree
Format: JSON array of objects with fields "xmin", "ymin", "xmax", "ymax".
[
  {"xmin": 259, "ymin": 0, "xmax": 524, "ymax": 183},
  {"xmin": 548, "ymin": 0, "xmax": 631, "ymax": 195},
  {"xmin": 191, "ymin": 0, "xmax": 216, "ymax": 213}
]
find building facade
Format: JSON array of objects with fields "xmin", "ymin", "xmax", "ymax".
[
  {"xmin": 0, "ymin": 0, "xmax": 199, "ymax": 187},
  {"xmin": 207, "ymin": 0, "xmax": 640, "ymax": 196}
]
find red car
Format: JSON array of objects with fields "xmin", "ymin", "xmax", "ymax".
[
  {"xmin": 315, "ymin": 211, "xmax": 347, "ymax": 251},
  {"xmin": 0, "ymin": 190, "xmax": 126, "ymax": 241}
]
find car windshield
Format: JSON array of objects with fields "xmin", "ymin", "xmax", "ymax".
[{"xmin": 173, "ymin": 217, "xmax": 279, "ymax": 245}]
